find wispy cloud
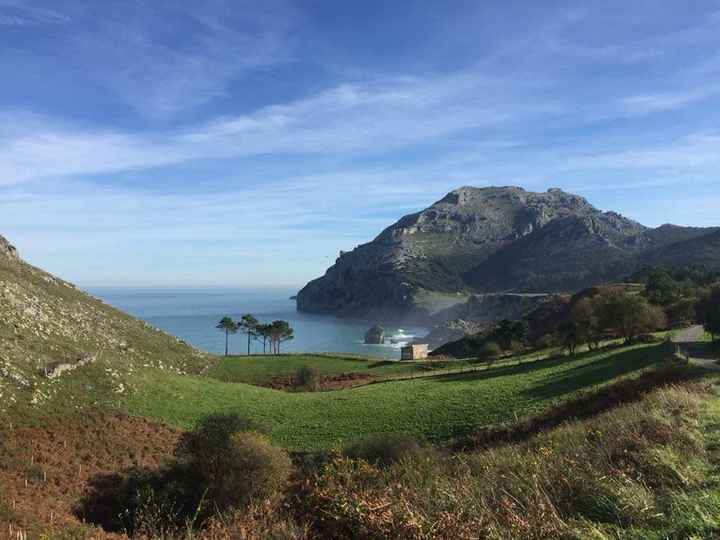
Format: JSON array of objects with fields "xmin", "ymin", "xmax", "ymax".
[
  {"xmin": 0, "ymin": 70, "xmax": 559, "ymax": 186},
  {"xmin": 565, "ymin": 133, "xmax": 720, "ymax": 170},
  {"xmin": 39, "ymin": 0, "xmax": 299, "ymax": 117},
  {"xmin": 621, "ymin": 88, "xmax": 716, "ymax": 115},
  {"xmin": 0, "ymin": 2, "xmax": 68, "ymax": 26}
]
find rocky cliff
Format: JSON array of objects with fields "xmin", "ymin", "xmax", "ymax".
[
  {"xmin": 0, "ymin": 234, "xmax": 19, "ymax": 260},
  {"xmin": 297, "ymin": 186, "xmax": 719, "ymax": 323}
]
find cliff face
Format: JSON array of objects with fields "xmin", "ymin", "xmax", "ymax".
[{"xmin": 297, "ymin": 185, "xmax": 719, "ymax": 323}]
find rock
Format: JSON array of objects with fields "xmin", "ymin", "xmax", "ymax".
[
  {"xmin": 0, "ymin": 235, "xmax": 19, "ymax": 260},
  {"xmin": 364, "ymin": 325, "xmax": 385, "ymax": 344}
]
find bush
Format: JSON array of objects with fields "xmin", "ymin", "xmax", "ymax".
[
  {"xmin": 476, "ymin": 341, "xmax": 501, "ymax": 363},
  {"xmin": 300, "ymin": 384, "xmax": 711, "ymax": 539},
  {"xmin": 344, "ymin": 434, "xmax": 435, "ymax": 467},
  {"xmin": 295, "ymin": 365, "xmax": 320, "ymax": 391},
  {"xmin": 176, "ymin": 414, "xmax": 291, "ymax": 513}
]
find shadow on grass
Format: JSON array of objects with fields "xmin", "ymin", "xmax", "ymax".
[
  {"xmin": 454, "ymin": 363, "xmax": 708, "ymax": 451},
  {"xmin": 682, "ymin": 341, "xmax": 720, "ymax": 360},
  {"xmin": 522, "ymin": 343, "xmax": 671, "ymax": 400},
  {"xmin": 430, "ymin": 343, "xmax": 640, "ymax": 388}
]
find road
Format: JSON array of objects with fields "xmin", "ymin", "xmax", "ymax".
[{"xmin": 672, "ymin": 325, "xmax": 720, "ymax": 371}]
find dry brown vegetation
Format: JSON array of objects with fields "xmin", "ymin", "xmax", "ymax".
[{"xmin": 2, "ymin": 367, "xmax": 719, "ymax": 539}]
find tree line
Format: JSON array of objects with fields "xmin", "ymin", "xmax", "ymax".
[
  {"xmin": 631, "ymin": 266, "xmax": 720, "ymax": 341},
  {"xmin": 216, "ymin": 315, "xmax": 294, "ymax": 356}
]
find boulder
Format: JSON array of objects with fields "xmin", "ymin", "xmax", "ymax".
[{"xmin": 364, "ymin": 325, "xmax": 385, "ymax": 344}]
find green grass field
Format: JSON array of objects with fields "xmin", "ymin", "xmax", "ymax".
[
  {"xmin": 123, "ymin": 342, "xmax": 674, "ymax": 451},
  {"xmin": 206, "ymin": 354, "xmax": 434, "ymax": 384}
]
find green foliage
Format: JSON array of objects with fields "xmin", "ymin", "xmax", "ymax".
[
  {"xmin": 644, "ymin": 269, "xmax": 680, "ymax": 305},
  {"xmin": 216, "ymin": 316, "xmax": 239, "ymax": 356},
  {"xmin": 295, "ymin": 365, "xmax": 320, "ymax": 391},
  {"xmin": 594, "ymin": 288, "xmax": 667, "ymax": 343},
  {"xmin": 207, "ymin": 354, "xmax": 418, "ymax": 385},
  {"xmin": 666, "ymin": 297, "xmax": 697, "ymax": 325},
  {"xmin": 268, "ymin": 320, "xmax": 294, "ymax": 354},
  {"xmin": 78, "ymin": 414, "xmax": 291, "ymax": 535},
  {"xmin": 124, "ymin": 342, "xmax": 671, "ymax": 451},
  {"xmin": 489, "ymin": 319, "xmax": 529, "ymax": 350},
  {"xmin": 238, "ymin": 314, "xmax": 259, "ymax": 355},
  {"xmin": 344, "ymin": 434, "xmax": 435, "ymax": 467},
  {"xmin": 174, "ymin": 415, "xmax": 291, "ymax": 517},
  {"xmin": 299, "ymin": 384, "xmax": 719, "ymax": 539},
  {"xmin": 476, "ymin": 340, "xmax": 501, "ymax": 363},
  {"xmin": 697, "ymin": 286, "xmax": 720, "ymax": 340},
  {"xmin": 557, "ymin": 320, "xmax": 585, "ymax": 355}
]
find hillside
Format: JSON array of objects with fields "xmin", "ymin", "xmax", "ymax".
[
  {"xmin": 297, "ymin": 186, "xmax": 719, "ymax": 322},
  {"xmin": 0, "ymin": 235, "xmax": 210, "ymax": 420}
]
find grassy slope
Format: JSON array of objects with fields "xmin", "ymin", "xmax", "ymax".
[
  {"xmin": 207, "ymin": 354, "xmax": 472, "ymax": 384},
  {"xmin": 0, "ymin": 253, "xmax": 211, "ymax": 421},
  {"xmin": 124, "ymin": 342, "xmax": 672, "ymax": 451}
]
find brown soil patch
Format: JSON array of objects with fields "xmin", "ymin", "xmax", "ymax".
[
  {"xmin": 0, "ymin": 412, "xmax": 179, "ymax": 538},
  {"xmin": 262, "ymin": 372, "xmax": 376, "ymax": 391}
]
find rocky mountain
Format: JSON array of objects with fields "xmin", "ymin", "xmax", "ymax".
[
  {"xmin": 297, "ymin": 186, "xmax": 719, "ymax": 323},
  {"xmin": 0, "ymin": 234, "xmax": 19, "ymax": 260}
]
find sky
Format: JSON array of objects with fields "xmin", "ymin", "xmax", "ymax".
[{"xmin": 2, "ymin": 0, "xmax": 720, "ymax": 288}]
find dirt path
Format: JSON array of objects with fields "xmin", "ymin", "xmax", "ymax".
[
  {"xmin": 673, "ymin": 325, "xmax": 706, "ymax": 344},
  {"xmin": 672, "ymin": 325, "xmax": 720, "ymax": 371}
]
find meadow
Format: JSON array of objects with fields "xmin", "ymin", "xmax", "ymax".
[
  {"xmin": 124, "ymin": 341, "xmax": 673, "ymax": 451},
  {"xmin": 206, "ymin": 354, "xmax": 430, "ymax": 384}
]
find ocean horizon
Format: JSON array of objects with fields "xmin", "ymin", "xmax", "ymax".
[{"xmin": 88, "ymin": 286, "xmax": 426, "ymax": 360}]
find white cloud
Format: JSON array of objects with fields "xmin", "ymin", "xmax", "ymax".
[
  {"xmin": 0, "ymin": 2, "xmax": 68, "ymax": 26},
  {"xmin": 565, "ymin": 133, "xmax": 720, "ymax": 169},
  {"xmin": 47, "ymin": 0, "xmax": 298, "ymax": 117},
  {"xmin": 0, "ymin": 70, "xmax": 556, "ymax": 186},
  {"xmin": 621, "ymin": 89, "xmax": 714, "ymax": 115}
]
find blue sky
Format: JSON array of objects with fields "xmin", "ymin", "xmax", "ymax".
[{"xmin": 2, "ymin": 0, "xmax": 720, "ymax": 287}]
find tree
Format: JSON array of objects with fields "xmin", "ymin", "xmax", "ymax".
[
  {"xmin": 571, "ymin": 297, "xmax": 602, "ymax": 349},
  {"xmin": 644, "ymin": 269, "xmax": 679, "ymax": 306},
  {"xmin": 594, "ymin": 289, "xmax": 667, "ymax": 343},
  {"xmin": 216, "ymin": 316, "xmax": 238, "ymax": 356},
  {"xmin": 697, "ymin": 286, "xmax": 720, "ymax": 341},
  {"xmin": 557, "ymin": 320, "xmax": 586, "ymax": 356},
  {"xmin": 491, "ymin": 319, "xmax": 528, "ymax": 350},
  {"xmin": 256, "ymin": 323, "xmax": 273, "ymax": 354},
  {"xmin": 239, "ymin": 314, "xmax": 259, "ymax": 355},
  {"xmin": 665, "ymin": 298, "xmax": 697, "ymax": 326},
  {"xmin": 268, "ymin": 320, "xmax": 294, "ymax": 354},
  {"xmin": 476, "ymin": 341, "xmax": 501, "ymax": 365}
]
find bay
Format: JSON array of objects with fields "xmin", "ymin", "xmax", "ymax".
[{"xmin": 89, "ymin": 287, "xmax": 426, "ymax": 360}]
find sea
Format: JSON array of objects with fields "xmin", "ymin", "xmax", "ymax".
[{"xmin": 89, "ymin": 287, "xmax": 427, "ymax": 360}]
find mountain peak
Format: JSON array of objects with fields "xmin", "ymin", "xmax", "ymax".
[
  {"xmin": 0, "ymin": 234, "xmax": 19, "ymax": 260},
  {"xmin": 297, "ymin": 185, "xmax": 719, "ymax": 322}
]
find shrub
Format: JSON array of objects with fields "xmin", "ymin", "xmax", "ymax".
[
  {"xmin": 295, "ymin": 365, "xmax": 320, "ymax": 391},
  {"xmin": 299, "ymin": 383, "xmax": 712, "ymax": 539},
  {"xmin": 344, "ymin": 434, "xmax": 434, "ymax": 467},
  {"xmin": 476, "ymin": 341, "xmax": 501, "ymax": 363},
  {"xmin": 176, "ymin": 414, "xmax": 291, "ymax": 513}
]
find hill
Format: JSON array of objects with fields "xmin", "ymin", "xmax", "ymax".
[
  {"xmin": 0, "ymin": 235, "xmax": 210, "ymax": 420},
  {"xmin": 297, "ymin": 186, "xmax": 719, "ymax": 323}
]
